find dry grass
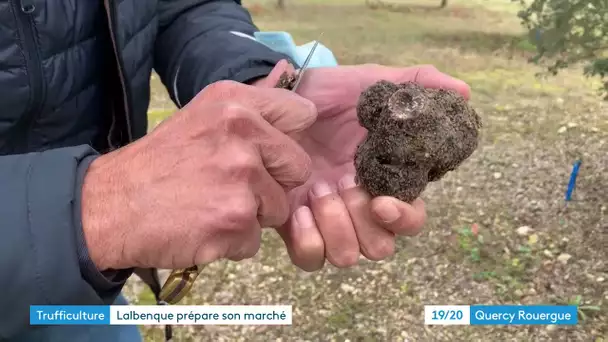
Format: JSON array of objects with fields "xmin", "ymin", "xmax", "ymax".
[{"xmin": 126, "ymin": 0, "xmax": 607, "ymax": 340}]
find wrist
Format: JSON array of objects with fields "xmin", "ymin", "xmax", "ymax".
[{"xmin": 80, "ymin": 153, "xmax": 128, "ymax": 271}]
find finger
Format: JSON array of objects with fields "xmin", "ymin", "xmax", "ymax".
[
  {"xmin": 253, "ymin": 166, "xmax": 290, "ymax": 228},
  {"xmin": 337, "ymin": 174, "xmax": 395, "ymax": 261},
  {"xmin": 354, "ymin": 64, "xmax": 471, "ymax": 100},
  {"xmin": 197, "ymin": 80, "xmax": 318, "ymax": 135},
  {"xmin": 370, "ymin": 197, "xmax": 427, "ymax": 236},
  {"xmin": 217, "ymin": 105, "xmax": 312, "ymax": 190},
  {"xmin": 407, "ymin": 65, "xmax": 471, "ymax": 100},
  {"xmin": 276, "ymin": 206, "xmax": 325, "ymax": 272},
  {"xmin": 217, "ymin": 141, "xmax": 290, "ymax": 228},
  {"xmin": 309, "ymin": 181, "xmax": 360, "ymax": 268},
  {"xmin": 251, "ymin": 115, "xmax": 313, "ymax": 190},
  {"xmin": 226, "ymin": 220, "xmax": 262, "ymax": 262}
]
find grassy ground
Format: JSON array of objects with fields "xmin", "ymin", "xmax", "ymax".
[{"xmin": 126, "ymin": 0, "xmax": 607, "ymax": 340}]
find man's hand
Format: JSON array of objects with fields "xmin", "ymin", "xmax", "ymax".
[
  {"xmin": 256, "ymin": 60, "xmax": 471, "ymax": 271},
  {"xmin": 80, "ymin": 80, "xmax": 317, "ymax": 271}
]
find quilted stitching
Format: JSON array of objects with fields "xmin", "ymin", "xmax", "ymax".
[{"xmin": 0, "ymin": 0, "xmax": 157, "ymax": 153}]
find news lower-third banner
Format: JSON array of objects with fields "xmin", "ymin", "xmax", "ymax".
[{"xmin": 30, "ymin": 304, "xmax": 578, "ymax": 326}]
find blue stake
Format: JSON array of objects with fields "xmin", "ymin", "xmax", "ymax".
[{"xmin": 565, "ymin": 159, "xmax": 582, "ymax": 202}]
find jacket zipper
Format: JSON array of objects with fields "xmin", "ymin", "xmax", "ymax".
[
  {"xmin": 8, "ymin": 0, "xmax": 46, "ymax": 153},
  {"xmin": 103, "ymin": 0, "xmax": 133, "ymax": 143}
]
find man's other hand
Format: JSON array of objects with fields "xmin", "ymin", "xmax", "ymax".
[{"xmin": 80, "ymin": 80, "xmax": 317, "ymax": 271}]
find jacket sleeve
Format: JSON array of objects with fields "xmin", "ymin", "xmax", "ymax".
[
  {"xmin": 154, "ymin": 0, "xmax": 296, "ymax": 108},
  {"xmin": 0, "ymin": 146, "xmax": 132, "ymax": 339}
]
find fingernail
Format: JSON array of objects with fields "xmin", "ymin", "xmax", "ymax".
[
  {"xmin": 374, "ymin": 200, "xmax": 400, "ymax": 223},
  {"xmin": 338, "ymin": 174, "xmax": 357, "ymax": 190},
  {"xmin": 311, "ymin": 181, "xmax": 332, "ymax": 198},
  {"xmin": 293, "ymin": 206, "xmax": 315, "ymax": 229}
]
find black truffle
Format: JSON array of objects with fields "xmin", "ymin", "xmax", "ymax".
[{"xmin": 354, "ymin": 80, "xmax": 482, "ymax": 203}]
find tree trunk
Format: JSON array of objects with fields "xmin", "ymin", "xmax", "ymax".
[
  {"xmin": 277, "ymin": 0, "xmax": 286, "ymax": 10},
  {"xmin": 439, "ymin": 0, "xmax": 448, "ymax": 8}
]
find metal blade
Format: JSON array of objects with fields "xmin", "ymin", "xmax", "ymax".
[{"xmin": 291, "ymin": 33, "xmax": 323, "ymax": 92}]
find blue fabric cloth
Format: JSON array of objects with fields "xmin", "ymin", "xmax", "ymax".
[
  {"xmin": 253, "ymin": 31, "xmax": 339, "ymax": 68},
  {"xmin": 8, "ymin": 294, "xmax": 142, "ymax": 342}
]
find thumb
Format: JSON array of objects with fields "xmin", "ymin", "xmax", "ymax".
[{"xmin": 354, "ymin": 64, "xmax": 471, "ymax": 100}]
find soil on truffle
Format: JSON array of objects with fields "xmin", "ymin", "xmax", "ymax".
[{"xmin": 354, "ymin": 80, "xmax": 482, "ymax": 203}]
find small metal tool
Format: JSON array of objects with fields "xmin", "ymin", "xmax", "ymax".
[
  {"xmin": 157, "ymin": 36, "xmax": 323, "ymax": 305},
  {"xmin": 291, "ymin": 35, "xmax": 321, "ymax": 92}
]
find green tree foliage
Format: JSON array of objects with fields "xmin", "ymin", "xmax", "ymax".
[{"xmin": 515, "ymin": 0, "xmax": 607, "ymax": 98}]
